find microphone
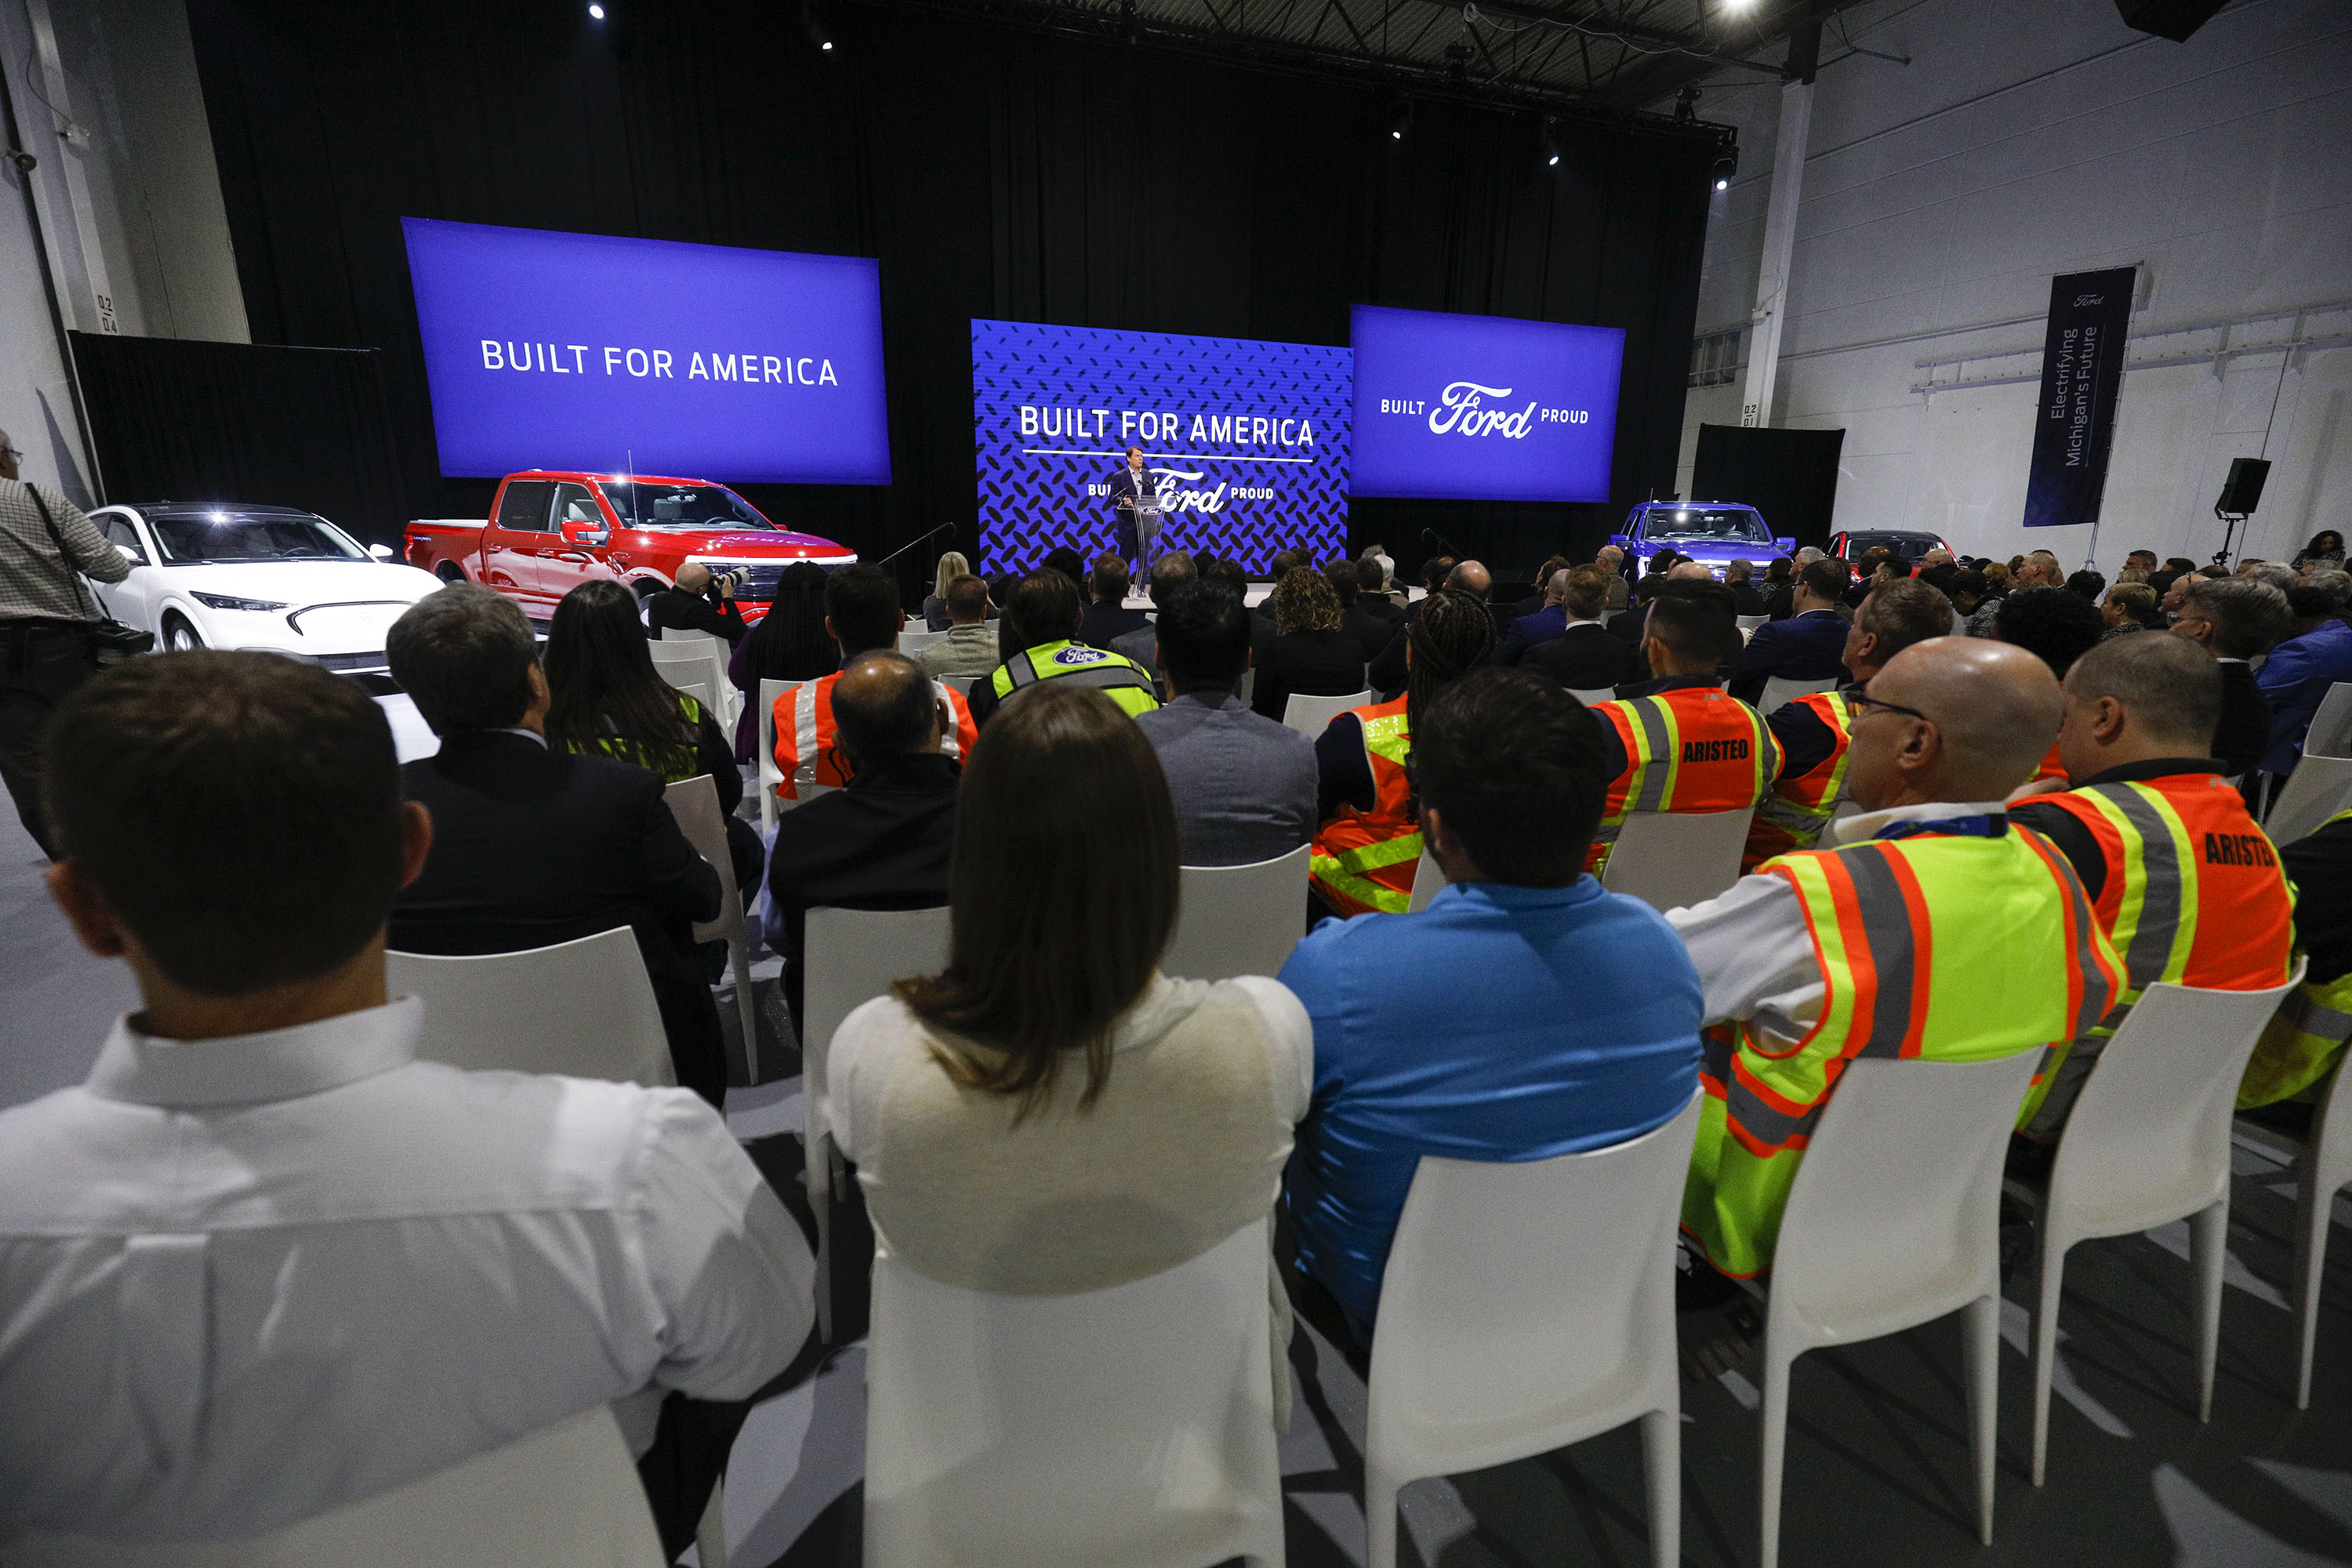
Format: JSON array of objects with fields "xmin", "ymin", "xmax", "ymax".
[{"xmin": 1421, "ymin": 526, "xmax": 1464, "ymax": 557}]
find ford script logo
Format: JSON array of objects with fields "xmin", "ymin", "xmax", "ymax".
[
  {"xmin": 1056, "ymin": 647, "xmax": 1110, "ymax": 666},
  {"xmin": 1430, "ymin": 382, "xmax": 1534, "ymax": 438}
]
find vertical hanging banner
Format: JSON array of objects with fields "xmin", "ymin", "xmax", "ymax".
[{"xmin": 2021, "ymin": 266, "xmax": 2136, "ymax": 531}]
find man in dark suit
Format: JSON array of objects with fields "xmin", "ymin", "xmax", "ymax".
[
  {"xmin": 1729, "ymin": 557, "xmax": 1852, "ymax": 705},
  {"xmin": 2170, "ymin": 574, "xmax": 2291, "ymax": 784},
  {"xmin": 1523, "ymin": 566, "xmax": 1635, "ymax": 693},
  {"xmin": 1723, "ymin": 559, "xmax": 1768, "ymax": 616},
  {"xmin": 1355, "ymin": 557, "xmax": 1404, "ymax": 630},
  {"xmin": 1107, "ymin": 446, "xmax": 1161, "ymax": 588},
  {"xmin": 645, "ymin": 563, "xmax": 750, "ymax": 646},
  {"xmin": 1330, "ymin": 559, "xmax": 1396, "ymax": 666},
  {"xmin": 1501, "ymin": 568, "xmax": 1573, "ymax": 665},
  {"xmin": 766, "ymin": 651, "xmax": 958, "ymax": 1029},
  {"xmin": 1076, "ymin": 554, "xmax": 1151, "ymax": 650},
  {"xmin": 386, "ymin": 585, "xmax": 727, "ymax": 1106}
]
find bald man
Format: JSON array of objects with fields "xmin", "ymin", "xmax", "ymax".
[
  {"xmin": 2002, "ymin": 633, "xmax": 2295, "ymax": 1152},
  {"xmin": 1501, "ymin": 568, "xmax": 1575, "ymax": 664},
  {"xmin": 1668, "ymin": 638, "xmax": 2125, "ymax": 1283},
  {"xmin": 647, "ymin": 561, "xmax": 750, "ymax": 645}
]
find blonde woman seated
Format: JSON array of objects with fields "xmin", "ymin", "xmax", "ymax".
[{"xmin": 827, "ymin": 682, "xmax": 1311, "ymax": 1380}]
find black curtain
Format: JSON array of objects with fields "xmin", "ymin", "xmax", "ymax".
[
  {"xmin": 1690, "ymin": 423, "xmax": 1849, "ymax": 551},
  {"xmin": 184, "ymin": 0, "xmax": 1715, "ymax": 594},
  {"xmin": 68, "ymin": 332, "xmax": 409, "ymax": 546}
]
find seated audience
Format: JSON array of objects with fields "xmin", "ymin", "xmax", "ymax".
[
  {"xmin": 1608, "ymin": 560, "xmax": 1712, "ymax": 670},
  {"xmin": 1842, "ymin": 548, "xmax": 1896, "ymax": 608},
  {"xmin": 1596, "ymin": 543, "xmax": 1633, "ymax": 611},
  {"xmin": 923, "ymin": 549, "xmax": 973, "ymax": 631},
  {"xmin": 1669, "ymin": 639, "xmax": 2125, "ymax": 1281},
  {"xmin": 967, "ymin": 568, "xmax": 1161, "ymax": 725},
  {"xmin": 2100, "ymin": 581, "xmax": 2157, "ymax": 637},
  {"xmin": 1918, "ymin": 549, "xmax": 1960, "ymax": 594},
  {"xmin": 1134, "ymin": 579, "xmax": 1316, "ymax": 867},
  {"xmin": 1355, "ymin": 556, "xmax": 1405, "ymax": 627},
  {"xmin": 2122, "ymin": 548, "xmax": 2159, "ymax": 575},
  {"xmin": 1332, "ymin": 557, "xmax": 1396, "ymax": 664},
  {"xmin": 773, "ymin": 564, "xmax": 975, "ymax": 801},
  {"xmin": 1949, "ymin": 569, "xmax": 1992, "ymax": 633},
  {"xmin": 387, "ymin": 587, "xmax": 728, "ymax": 1105},
  {"xmin": 1501, "ymin": 568, "xmax": 1573, "ymax": 664},
  {"xmin": 2246, "ymin": 560, "xmax": 2302, "ymax": 595},
  {"xmin": 1254, "ymin": 549, "xmax": 1311, "ymax": 633},
  {"xmin": 2168, "ymin": 575, "xmax": 2288, "ymax": 782},
  {"xmin": 2017, "ymin": 549, "xmax": 2066, "ymax": 588},
  {"xmin": 1040, "ymin": 545, "xmax": 1088, "ymax": 590},
  {"xmin": 1254, "ymin": 567, "xmax": 1369, "ymax": 721},
  {"xmin": 1281, "ymin": 667, "xmax": 1704, "ymax": 1348},
  {"xmin": 2257, "ymin": 574, "xmax": 2352, "ymax": 775},
  {"xmin": 646, "ymin": 561, "xmax": 749, "ymax": 646},
  {"xmin": 1112, "ymin": 551, "xmax": 1197, "ymax": 677},
  {"xmin": 1996, "ymin": 585, "xmax": 2107, "ymax": 777},
  {"xmin": 1522, "ymin": 565, "xmax": 1635, "ymax": 693},
  {"xmin": 1759, "ymin": 554, "xmax": 1797, "ymax": 620},
  {"xmin": 1728, "ymin": 557, "xmax": 1849, "ymax": 704},
  {"xmin": 1506, "ymin": 556, "xmax": 1567, "ymax": 619},
  {"xmin": 1077, "ymin": 554, "xmax": 1151, "ymax": 649},
  {"xmin": 2292, "ymin": 530, "xmax": 2346, "ymax": 573},
  {"xmin": 546, "ymin": 579, "xmax": 761, "ymax": 898},
  {"xmin": 1587, "ymin": 582, "xmax": 1777, "ymax": 875},
  {"xmin": 767, "ymin": 652, "xmax": 960, "ymax": 1028},
  {"xmin": 2240, "ymin": 808, "xmax": 2352, "ymax": 1120},
  {"xmin": 728, "ymin": 560, "xmax": 837, "ymax": 759},
  {"xmin": 1311, "ymin": 589, "xmax": 1495, "ymax": 915},
  {"xmin": 918, "ymin": 573, "xmax": 1000, "ymax": 679},
  {"xmin": 2, "ymin": 650, "xmax": 812, "ymax": 1544},
  {"xmin": 1369, "ymin": 557, "xmax": 1491, "ymax": 692},
  {"xmin": 2004, "ymin": 634, "xmax": 2295, "ymax": 1156},
  {"xmin": 1743, "ymin": 576, "xmax": 1954, "ymax": 871},
  {"xmin": 1724, "ymin": 557, "xmax": 1767, "ymax": 615},
  {"xmin": 2066, "ymin": 568, "xmax": 2107, "ymax": 602},
  {"xmin": 826, "ymin": 682, "xmax": 1310, "ymax": 1341}
]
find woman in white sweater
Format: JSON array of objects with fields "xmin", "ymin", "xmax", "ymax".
[{"xmin": 827, "ymin": 681, "xmax": 1311, "ymax": 1300}]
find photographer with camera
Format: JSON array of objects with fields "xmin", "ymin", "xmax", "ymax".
[{"xmin": 647, "ymin": 561, "xmax": 750, "ymax": 647}]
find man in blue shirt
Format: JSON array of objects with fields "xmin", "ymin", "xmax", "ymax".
[
  {"xmin": 2255, "ymin": 583, "xmax": 2352, "ymax": 775},
  {"xmin": 1279, "ymin": 666, "xmax": 1704, "ymax": 1349}
]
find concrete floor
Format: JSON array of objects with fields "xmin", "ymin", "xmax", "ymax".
[{"xmin": 6, "ymin": 793, "xmax": 2352, "ymax": 1566}]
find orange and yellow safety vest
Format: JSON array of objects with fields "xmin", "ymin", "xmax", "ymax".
[
  {"xmin": 1309, "ymin": 696, "xmax": 1419, "ymax": 916},
  {"xmin": 773, "ymin": 670, "xmax": 976, "ymax": 800},
  {"xmin": 1741, "ymin": 689, "xmax": 1856, "ymax": 873},
  {"xmin": 1588, "ymin": 686, "xmax": 1779, "ymax": 873}
]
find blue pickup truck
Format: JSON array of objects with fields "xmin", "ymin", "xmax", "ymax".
[{"xmin": 1610, "ymin": 502, "xmax": 1794, "ymax": 579}]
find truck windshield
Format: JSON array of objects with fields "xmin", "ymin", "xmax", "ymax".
[
  {"xmin": 1640, "ymin": 508, "xmax": 1773, "ymax": 545},
  {"xmin": 600, "ymin": 481, "xmax": 777, "ymax": 531},
  {"xmin": 151, "ymin": 513, "xmax": 368, "ymax": 564}
]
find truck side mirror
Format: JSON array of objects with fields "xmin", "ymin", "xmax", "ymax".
[{"xmin": 368, "ymin": 543, "xmax": 394, "ymax": 560}]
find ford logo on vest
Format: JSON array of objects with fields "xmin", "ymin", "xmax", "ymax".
[{"xmin": 1055, "ymin": 647, "xmax": 1109, "ymax": 666}]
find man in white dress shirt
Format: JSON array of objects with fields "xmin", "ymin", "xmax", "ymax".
[{"xmin": 0, "ymin": 650, "xmax": 814, "ymax": 1545}]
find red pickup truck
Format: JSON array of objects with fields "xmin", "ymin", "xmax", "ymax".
[{"xmin": 405, "ymin": 470, "xmax": 856, "ymax": 621}]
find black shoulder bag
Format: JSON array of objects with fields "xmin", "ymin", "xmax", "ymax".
[{"xmin": 26, "ymin": 486, "xmax": 156, "ymax": 666}]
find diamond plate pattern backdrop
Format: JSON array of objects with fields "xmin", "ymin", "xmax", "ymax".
[{"xmin": 973, "ymin": 320, "xmax": 1352, "ymax": 576}]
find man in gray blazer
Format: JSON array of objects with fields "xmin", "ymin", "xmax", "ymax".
[{"xmin": 1133, "ymin": 577, "xmax": 1317, "ymax": 867}]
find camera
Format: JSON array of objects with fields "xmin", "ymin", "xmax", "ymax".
[{"xmin": 707, "ymin": 567, "xmax": 748, "ymax": 598}]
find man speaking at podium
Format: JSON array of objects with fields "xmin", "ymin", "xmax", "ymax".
[{"xmin": 1109, "ymin": 445, "xmax": 1162, "ymax": 594}]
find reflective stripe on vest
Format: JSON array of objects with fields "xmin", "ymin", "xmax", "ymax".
[
  {"xmin": 1682, "ymin": 823, "xmax": 2123, "ymax": 1277},
  {"xmin": 2239, "ymin": 971, "xmax": 2352, "ymax": 1109},
  {"xmin": 776, "ymin": 670, "xmax": 975, "ymax": 798},
  {"xmin": 991, "ymin": 640, "xmax": 1160, "ymax": 718},
  {"xmin": 1590, "ymin": 688, "xmax": 1779, "ymax": 867},
  {"xmin": 2013, "ymin": 775, "xmax": 2296, "ymax": 1136},
  {"xmin": 1309, "ymin": 697, "xmax": 1421, "ymax": 916},
  {"xmin": 1748, "ymin": 691, "xmax": 1856, "ymax": 862}
]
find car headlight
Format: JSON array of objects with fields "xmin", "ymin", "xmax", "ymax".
[{"xmin": 191, "ymin": 591, "xmax": 290, "ymax": 612}]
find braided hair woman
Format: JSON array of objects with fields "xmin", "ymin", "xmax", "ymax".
[{"xmin": 1308, "ymin": 588, "xmax": 1497, "ymax": 916}]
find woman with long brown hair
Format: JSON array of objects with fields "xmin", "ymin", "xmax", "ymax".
[
  {"xmin": 1250, "ymin": 565, "xmax": 1368, "ymax": 721},
  {"xmin": 825, "ymin": 681, "xmax": 1311, "ymax": 1300}
]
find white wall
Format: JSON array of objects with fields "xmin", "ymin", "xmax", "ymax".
[
  {"xmin": 1674, "ymin": 0, "xmax": 2352, "ymax": 569},
  {"xmin": 0, "ymin": 0, "xmax": 245, "ymax": 504}
]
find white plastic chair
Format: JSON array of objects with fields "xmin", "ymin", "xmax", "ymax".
[
  {"xmin": 655, "ymin": 630, "xmax": 735, "ymax": 727},
  {"xmin": 1569, "ymin": 687, "xmax": 1617, "ymax": 706},
  {"xmin": 665, "ymin": 774, "xmax": 760, "ymax": 1086},
  {"xmin": 863, "ymin": 1220, "xmax": 1285, "ymax": 1568},
  {"xmin": 1364, "ymin": 1094, "xmax": 1703, "ymax": 1568},
  {"xmin": 757, "ymin": 677, "xmax": 805, "ymax": 833},
  {"xmin": 389, "ymin": 927, "xmax": 674, "ymax": 1087},
  {"xmin": 1737, "ymin": 614, "xmax": 1768, "ymax": 633},
  {"xmin": 1163, "ymin": 844, "xmax": 1312, "ymax": 981},
  {"xmin": 898, "ymin": 630, "xmax": 947, "ymax": 655},
  {"xmin": 2266, "ymin": 753, "xmax": 2352, "ymax": 847},
  {"xmin": 1282, "ymin": 688, "xmax": 1370, "ymax": 739},
  {"xmin": 938, "ymin": 673, "xmax": 978, "ymax": 698},
  {"xmin": 2305, "ymin": 680, "xmax": 2352, "ymax": 758},
  {"xmin": 657, "ymin": 675, "xmax": 713, "ymax": 721},
  {"xmin": 2010, "ymin": 964, "xmax": 2307, "ymax": 1484},
  {"xmin": 1759, "ymin": 675, "xmax": 1837, "ymax": 714},
  {"xmin": 802, "ymin": 904, "xmax": 953, "ymax": 1342},
  {"xmin": 1755, "ymin": 1050, "xmax": 2041, "ymax": 1568},
  {"xmin": 1599, "ymin": 806, "xmax": 1757, "ymax": 913},
  {"xmin": 0, "ymin": 1406, "xmax": 663, "ymax": 1568},
  {"xmin": 2290, "ymin": 1054, "xmax": 2352, "ymax": 1409},
  {"xmin": 1238, "ymin": 667, "xmax": 1255, "ymax": 707},
  {"xmin": 1404, "ymin": 848, "xmax": 1447, "ymax": 913}
]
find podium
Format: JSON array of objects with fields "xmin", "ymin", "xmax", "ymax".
[{"xmin": 1115, "ymin": 493, "xmax": 1167, "ymax": 568}]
